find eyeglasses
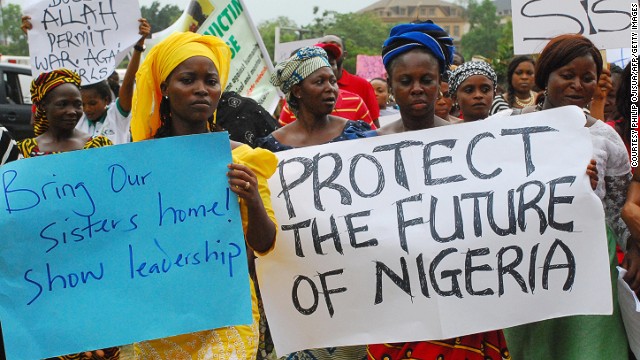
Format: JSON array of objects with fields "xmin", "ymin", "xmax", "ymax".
[{"xmin": 437, "ymin": 91, "xmax": 450, "ymax": 99}]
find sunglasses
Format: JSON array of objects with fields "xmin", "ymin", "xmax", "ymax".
[{"xmin": 437, "ymin": 91, "xmax": 450, "ymax": 99}]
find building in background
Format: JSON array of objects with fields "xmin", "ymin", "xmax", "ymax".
[
  {"xmin": 493, "ymin": 0, "xmax": 512, "ymax": 17},
  {"xmin": 357, "ymin": 0, "xmax": 468, "ymax": 41}
]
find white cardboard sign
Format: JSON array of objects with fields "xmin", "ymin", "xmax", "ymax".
[
  {"xmin": 257, "ymin": 106, "xmax": 612, "ymax": 355},
  {"xmin": 24, "ymin": 0, "xmax": 142, "ymax": 85},
  {"xmin": 512, "ymin": 0, "xmax": 633, "ymax": 54}
]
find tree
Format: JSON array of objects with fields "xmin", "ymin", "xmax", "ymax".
[
  {"xmin": 141, "ymin": 1, "xmax": 183, "ymax": 33},
  {"xmin": 0, "ymin": 4, "xmax": 28, "ymax": 56},
  {"xmin": 459, "ymin": 0, "xmax": 503, "ymax": 61},
  {"xmin": 256, "ymin": 10, "xmax": 391, "ymax": 73},
  {"xmin": 493, "ymin": 19, "xmax": 515, "ymax": 87},
  {"xmin": 257, "ymin": 16, "xmax": 300, "ymax": 61},
  {"xmin": 304, "ymin": 11, "xmax": 392, "ymax": 74}
]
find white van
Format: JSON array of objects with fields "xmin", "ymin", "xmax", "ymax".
[{"xmin": 0, "ymin": 55, "xmax": 30, "ymax": 66}]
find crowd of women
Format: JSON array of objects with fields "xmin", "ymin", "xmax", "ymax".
[{"xmin": 1, "ymin": 13, "xmax": 636, "ymax": 360}]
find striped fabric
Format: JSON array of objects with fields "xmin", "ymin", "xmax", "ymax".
[
  {"xmin": 271, "ymin": 46, "xmax": 331, "ymax": 96},
  {"xmin": 17, "ymin": 136, "xmax": 112, "ymax": 158},
  {"xmin": 30, "ymin": 69, "xmax": 81, "ymax": 136},
  {"xmin": 0, "ymin": 126, "xmax": 20, "ymax": 165},
  {"xmin": 279, "ymin": 89, "xmax": 375, "ymax": 129}
]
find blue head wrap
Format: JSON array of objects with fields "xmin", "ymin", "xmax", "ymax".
[{"xmin": 382, "ymin": 22, "xmax": 455, "ymax": 75}]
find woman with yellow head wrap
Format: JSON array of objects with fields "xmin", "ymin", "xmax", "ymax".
[
  {"xmin": 17, "ymin": 68, "xmax": 112, "ymax": 158},
  {"xmin": 130, "ymin": 31, "xmax": 231, "ymax": 141},
  {"xmin": 128, "ymin": 31, "xmax": 277, "ymax": 360}
]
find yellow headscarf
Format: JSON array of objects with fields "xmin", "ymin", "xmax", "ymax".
[{"xmin": 130, "ymin": 31, "xmax": 231, "ymax": 141}]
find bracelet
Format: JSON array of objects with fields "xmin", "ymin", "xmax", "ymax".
[{"xmin": 133, "ymin": 44, "xmax": 146, "ymax": 52}]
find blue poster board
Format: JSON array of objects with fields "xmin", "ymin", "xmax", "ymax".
[{"xmin": 0, "ymin": 133, "xmax": 252, "ymax": 359}]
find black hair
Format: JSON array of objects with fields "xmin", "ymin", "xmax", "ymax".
[
  {"xmin": 370, "ymin": 77, "xmax": 388, "ymax": 84},
  {"xmin": 617, "ymin": 61, "xmax": 632, "ymax": 145},
  {"xmin": 80, "ymin": 80, "xmax": 113, "ymax": 103},
  {"xmin": 287, "ymin": 91, "xmax": 301, "ymax": 112},
  {"xmin": 610, "ymin": 63, "xmax": 624, "ymax": 76},
  {"xmin": 535, "ymin": 34, "xmax": 603, "ymax": 91}
]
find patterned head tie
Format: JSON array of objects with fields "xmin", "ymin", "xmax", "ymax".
[
  {"xmin": 30, "ymin": 68, "xmax": 81, "ymax": 136},
  {"xmin": 382, "ymin": 21, "xmax": 455, "ymax": 75},
  {"xmin": 270, "ymin": 46, "xmax": 331, "ymax": 97},
  {"xmin": 448, "ymin": 60, "xmax": 497, "ymax": 96}
]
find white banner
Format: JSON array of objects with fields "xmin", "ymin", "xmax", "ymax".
[
  {"xmin": 24, "ymin": 0, "xmax": 142, "ymax": 85},
  {"xmin": 512, "ymin": 0, "xmax": 632, "ymax": 54},
  {"xmin": 274, "ymin": 38, "xmax": 322, "ymax": 64},
  {"xmin": 256, "ymin": 106, "xmax": 612, "ymax": 355},
  {"xmin": 198, "ymin": 0, "xmax": 281, "ymax": 113}
]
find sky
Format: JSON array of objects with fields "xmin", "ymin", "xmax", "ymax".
[
  {"xmin": 11, "ymin": 0, "xmax": 378, "ymax": 27},
  {"xmin": 140, "ymin": 0, "xmax": 376, "ymax": 25}
]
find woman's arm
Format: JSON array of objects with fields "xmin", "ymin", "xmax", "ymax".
[
  {"xmin": 590, "ymin": 66, "xmax": 612, "ymax": 121},
  {"xmin": 118, "ymin": 18, "xmax": 151, "ymax": 113},
  {"xmin": 21, "ymin": 16, "xmax": 32, "ymax": 34},
  {"xmin": 228, "ymin": 162, "xmax": 276, "ymax": 254},
  {"xmin": 228, "ymin": 142, "xmax": 277, "ymax": 254}
]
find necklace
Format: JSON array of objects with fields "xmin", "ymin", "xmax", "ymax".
[{"xmin": 514, "ymin": 90, "xmax": 536, "ymax": 108}]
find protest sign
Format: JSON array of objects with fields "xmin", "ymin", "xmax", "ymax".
[
  {"xmin": 256, "ymin": 106, "xmax": 612, "ymax": 355},
  {"xmin": 91, "ymin": 0, "xmax": 282, "ymax": 113},
  {"xmin": 607, "ymin": 48, "xmax": 633, "ymax": 68},
  {"xmin": 0, "ymin": 133, "xmax": 251, "ymax": 359},
  {"xmin": 512, "ymin": 0, "xmax": 632, "ymax": 54},
  {"xmin": 23, "ymin": 0, "xmax": 142, "ymax": 85},
  {"xmin": 275, "ymin": 38, "xmax": 323, "ymax": 64},
  {"xmin": 356, "ymin": 55, "xmax": 386, "ymax": 81},
  {"xmin": 198, "ymin": 0, "xmax": 281, "ymax": 113}
]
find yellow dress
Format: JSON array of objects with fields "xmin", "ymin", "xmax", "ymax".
[{"xmin": 131, "ymin": 145, "xmax": 277, "ymax": 360}]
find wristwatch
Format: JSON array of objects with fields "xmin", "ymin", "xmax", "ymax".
[{"xmin": 134, "ymin": 44, "xmax": 146, "ymax": 52}]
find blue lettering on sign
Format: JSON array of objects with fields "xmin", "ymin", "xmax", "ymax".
[
  {"xmin": 520, "ymin": 0, "xmax": 631, "ymax": 42},
  {"xmin": 24, "ymin": 262, "xmax": 105, "ymax": 305},
  {"xmin": 40, "ymin": 214, "xmax": 139, "ymax": 253},
  {"xmin": 108, "ymin": 164, "xmax": 152, "ymax": 193},
  {"xmin": 2, "ymin": 170, "xmax": 96, "ymax": 216},
  {"xmin": 128, "ymin": 239, "xmax": 242, "ymax": 279},
  {"xmin": 157, "ymin": 190, "xmax": 229, "ymax": 226}
]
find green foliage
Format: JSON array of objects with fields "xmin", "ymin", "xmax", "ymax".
[
  {"xmin": 493, "ymin": 19, "xmax": 514, "ymax": 87},
  {"xmin": 257, "ymin": 11, "xmax": 391, "ymax": 73},
  {"xmin": 459, "ymin": 0, "xmax": 503, "ymax": 61},
  {"xmin": 304, "ymin": 11, "xmax": 392, "ymax": 74},
  {"xmin": 141, "ymin": 1, "xmax": 183, "ymax": 33},
  {"xmin": 257, "ymin": 17, "xmax": 300, "ymax": 61},
  {"xmin": 0, "ymin": 4, "xmax": 29, "ymax": 56}
]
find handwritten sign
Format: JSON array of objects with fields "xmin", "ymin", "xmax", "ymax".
[
  {"xmin": 607, "ymin": 47, "xmax": 633, "ymax": 68},
  {"xmin": 256, "ymin": 106, "xmax": 612, "ymax": 355},
  {"xmin": 356, "ymin": 55, "xmax": 386, "ymax": 81},
  {"xmin": 199, "ymin": 0, "xmax": 282, "ymax": 113},
  {"xmin": 0, "ymin": 133, "xmax": 252, "ymax": 359},
  {"xmin": 512, "ymin": 0, "xmax": 632, "ymax": 54},
  {"xmin": 23, "ymin": 0, "xmax": 142, "ymax": 85}
]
